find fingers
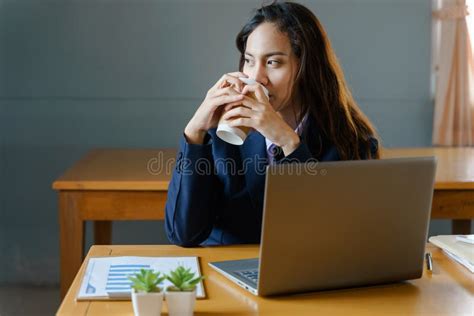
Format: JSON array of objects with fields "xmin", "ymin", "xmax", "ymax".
[
  {"xmin": 221, "ymin": 105, "xmax": 253, "ymax": 121},
  {"xmin": 230, "ymin": 95, "xmax": 264, "ymax": 111},
  {"xmin": 211, "ymin": 89, "xmax": 261, "ymax": 112},
  {"xmin": 210, "ymin": 72, "xmax": 248, "ymax": 93},
  {"xmin": 241, "ymin": 84, "xmax": 268, "ymax": 102},
  {"xmin": 212, "ymin": 86, "xmax": 241, "ymax": 98},
  {"xmin": 220, "ymin": 75, "xmax": 245, "ymax": 92},
  {"xmin": 222, "ymin": 101, "xmax": 245, "ymax": 112},
  {"xmin": 226, "ymin": 116, "xmax": 254, "ymax": 129},
  {"xmin": 209, "ymin": 94, "xmax": 244, "ymax": 109}
]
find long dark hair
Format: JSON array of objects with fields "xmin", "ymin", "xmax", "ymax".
[{"xmin": 236, "ymin": 1, "xmax": 380, "ymax": 159}]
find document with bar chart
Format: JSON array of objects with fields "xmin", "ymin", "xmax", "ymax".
[{"xmin": 77, "ymin": 256, "xmax": 205, "ymax": 300}]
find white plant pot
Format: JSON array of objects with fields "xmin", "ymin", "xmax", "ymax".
[
  {"xmin": 131, "ymin": 289, "xmax": 164, "ymax": 316},
  {"xmin": 165, "ymin": 289, "xmax": 196, "ymax": 316}
]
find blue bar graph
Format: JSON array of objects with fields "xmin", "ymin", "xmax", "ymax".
[{"xmin": 105, "ymin": 264, "xmax": 150, "ymax": 293}]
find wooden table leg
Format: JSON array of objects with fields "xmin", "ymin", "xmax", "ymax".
[
  {"xmin": 59, "ymin": 191, "xmax": 85, "ymax": 299},
  {"xmin": 452, "ymin": 220, "xmax": 472, "ymax": 235},
  {"xmin": 94, "ymin": 221, "xmax": 112, "ymax": 245}
]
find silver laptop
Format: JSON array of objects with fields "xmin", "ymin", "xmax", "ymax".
[{"xmin": 209, "ymin": 157, "xmax": 437, "ymax": 296}]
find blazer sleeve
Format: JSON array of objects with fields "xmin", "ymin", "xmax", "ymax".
[
  {"xmin": 279, "ymin": 140, "xmax": 314, "ymax": 163},
  {"xmin": 165, "ymin": 134, "xmax": 222, "ymax": 247},
  {"xmin": 277, "ymin": 136, "xmax": 379, "ymax": 163}
]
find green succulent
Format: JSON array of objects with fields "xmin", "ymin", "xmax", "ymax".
[
  {"xmin": 166, "ymin": 266, "xmax": 204, "ymax": 292},
  {"xmin": 128, "ymin": 269, "xmax": 165, "ymax": 293}
]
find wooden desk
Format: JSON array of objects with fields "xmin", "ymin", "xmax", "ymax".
[
  {"xmin": 53, "ymin": 149, "xmax": 176, "ymax": 297},
  {"xmin": 53, "ymin": 147, "xmax": 474, "ymax": 298},
  {"xmin": 56, "ymin": 244, "xmax": 474, "ymax": 316},
  {"xmin": 382, "ymin": 147, "xmax": 474, "ymax": 234}
]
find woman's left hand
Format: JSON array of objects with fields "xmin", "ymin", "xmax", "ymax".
[{"xmin": 220, "ymin": 83, "xmax": 301, "ymax": 156}]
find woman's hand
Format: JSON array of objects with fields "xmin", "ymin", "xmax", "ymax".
[
  {"xmin": 220, "ymin": 83, "xmax": 301, "ymax": 156},
  {"xmin": 184, "ymin": 72, "xmax": 247, "ymax": 144}
]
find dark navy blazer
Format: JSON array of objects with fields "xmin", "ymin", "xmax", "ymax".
[{"xmin": 165, "ymin": 115, "xmax": 378, "ymax": 247}]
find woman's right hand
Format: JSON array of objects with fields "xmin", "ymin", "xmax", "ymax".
[{"xmin": 184, "ymin": 72, "xmax": 248, "ymax": 144}]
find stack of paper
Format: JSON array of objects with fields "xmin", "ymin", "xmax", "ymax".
[
  {"xmin": 429, "ymin": 235, "xmax": 474, "ymax": 273},
  {"xmin": 77, "ymin": 256, "xmax": 205, "ymax": 300}
]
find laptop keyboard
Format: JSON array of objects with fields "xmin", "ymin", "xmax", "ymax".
[{"xmin": 236, "ymin": 269, "xmax": 259, "ymax": 284}]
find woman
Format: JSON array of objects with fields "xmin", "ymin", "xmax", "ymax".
[{"xmin": 165, "ymin": 1, "xmax": 380, "ymax": 247}]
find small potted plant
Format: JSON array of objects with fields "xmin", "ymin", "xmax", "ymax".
[
  {"xmin": 128, "ymin": 269, "xmax": 166, "ymax": 316},
  {"xmin": 165, "ymin": 266, "xmax": 204, "ymax": 316}
]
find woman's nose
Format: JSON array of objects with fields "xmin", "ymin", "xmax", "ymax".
[{"xmin": 251, "ymin": 64, "xmax": 269, "ymax": 86}]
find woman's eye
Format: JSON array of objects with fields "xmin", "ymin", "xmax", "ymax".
[{"xmin": 268, "ymin": 60, "xmax": 280, "ymax": 65}]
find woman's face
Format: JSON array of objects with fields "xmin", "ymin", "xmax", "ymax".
[{"xmin": 243, "ymin": 22, "xmax": 299, "ymax": 113}]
